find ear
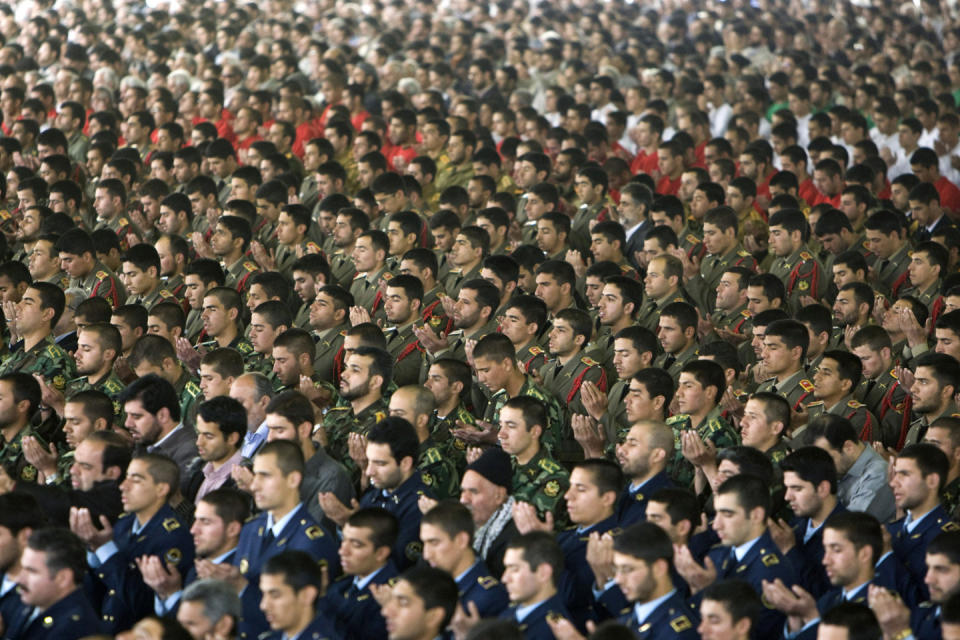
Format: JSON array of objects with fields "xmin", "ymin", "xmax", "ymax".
[
  {"xmin": 156, "ymin": 406, "xmax": 172, "ymax": 424},
  {"xmin": 213, "ymin": 613, "xmax": 235, "ymax": 639}
]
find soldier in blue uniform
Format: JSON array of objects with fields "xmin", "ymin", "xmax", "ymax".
[
  {"xmin": 588, "ymin": 522, "xmax": 698, "ymax": 640},
  {"xmin": 70, "ymin": 453, "xmax": 195, "ymax": 633},
  {"xmin": 0, "ymin": 493, "xmax": 45, "ymax": 633},
  {"xmin": 7, "ymin": 528, "xmax": 105, "ymax": 640},
  {"xmin": 499, "ymin": 532, "xmax": 572, "ymax": 640},
  {"xmin": 319, "ymin": 507, "xmax": 399, "ymax": 640},
  {"xmin": 420, "ymin": 500, "xmax": 509, "ymax": 618},
  {"xmin": 229, "ymin": 440, "xmax": 339, "ymax": 640},
  {"xmin": 674, "ymin": 474, "xmax": 796, "ymax": 640},
  {"xmin": 697, "ymin": 580, "xmax": 764, "ymax": 640},
  {"xmin": 257, "ymin": 551, "xmax": 340, "ymax": 640},
  {"xmin": 380, "ymin": 566, "xmax": 461, "ymax": 640},
  {"xmin": 887, "ymin": 444, "xmax": 960, "ymax": 601}
]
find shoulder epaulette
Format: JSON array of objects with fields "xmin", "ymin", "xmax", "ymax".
[
  {"xmin": 306, "ymin": 242, "xmax": 320, "ymax": 253},
  {"xmin": 799, "ymin": 251, "xmax": 812, "ymax": 260},
  {"xmin": 423, "ymin": 447, "xmax": 442, "ymax": 464},
  {"xmin": 737, "ymin": 249, "xmax": 751, "ymax": 257},
  {"xmin": 670, "ymin": 615, "xmax": 693, "ymax": 632},
  {"xmin": 890, "ymin": 369, "xmax": 898, "ymax": 379},
  {"xmin": 665, "ymin": 414, "xmax": 689, "ymax": 425},
  {"xmin": 528, "ymin": 346, "xmax": 544, "ymax": 356},
  {"xmin": 478, "ymin": 575, "xmax": 499, "ymax": 590},
  {"xmin": 162, "ymin": 517, "xmax": 180, "ymax": 532},
  {"xmin": 761, "ymin": 553, "xmax": 780, "ymax": 567},
  {"xmin": 185, "ymin": 381, "xmax": 202, "ymax": 397},
  {"xmin": 96, "ymin": 271, "xmax": 109, "ymax": 280},
  {"xmin": 741, "ymin": 309, "xmax": 751, "ymax": 317},
  {"xmin": 847, "ymin": 399, "xmax": 863, "ymax": 408},
  {"xmin": 243, "ymin": 261, "xmax": 258, "ymax": 272},
  {"xmin": 118, "ymin": 217, "xmax": 129, "ymax": 226},
  {"xmin": 382, "ymin": 272, "xmax": 393, "ymax": 281},
  {"xmin": 305, "ymin": 525, "xmax": 325, "ymax": 539},
  {"xmin": 160, "ymin": 289, "xmax": 172, "ymax": 297},
  {"xmin": 581, "ymin": 356, "xmax": 599, "ymax": 367},
  {"xmin": 806, "ymin": 400, "xmax": 825, "ymax": 407},
  {"xmin": 353, "ymin": 272, "xmax": 365, "ymax": 280},
  {"xmin": 538, "ymin": 457, "xmax": 563, "ymax": 474},
  {"xmin": 799, "ymin": 379, "xmax": 814, "ymax": 392},
  {"xmin": 686, "ymin": 234, "xmax": 700, "ymax": 245}
]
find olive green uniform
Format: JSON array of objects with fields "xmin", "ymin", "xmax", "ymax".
[
  {"xmin": 513, "ymin": 448, "xmax": 570, "ymax": 524},
  {"xmin": 806, "ymin": 395, "xmax": 880, "ymax": 442},
  {"xmin": 0, "ymin": 335, "xmax": 76, "ymax": 392},
  {"xmin": 384, "ymin": 322, "xmax": 424, "ymax": 387},
  {"xmin": 686, "ymin": 244, "xmax": 757, "ymax": 314},
  {"xmin": 856, "ymin": 367, "xmax": 910, "ymax": 449},
  {"xmin": 666, "ymin": 407, "xmax": 741, "ymax": 488},
  {"xmin": 768, "ymin": 248, "xmax": 828, "ymax": 314},
  {"xmin": 314, "ymin": 325, "xmax": 348, "ymax": 385},
  {"xmin": 323, "ymin": 397, "xmax": 390, "ymax": 479},
  {"xmin": 653, "ymin": 342, "xmax": 699, "ymax": 383},
  {"xmin": 484, "ymin": 375, "xmax": 565, "ymax": 455}
]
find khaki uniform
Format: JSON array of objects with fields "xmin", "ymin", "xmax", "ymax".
[
  {"xmin": 903, "ymin": 402, "xmax": 960, "ymax": 447},
  {"xmin": 709, "ymin": 304, "xmax": 753, "ymax": 340},
  {"xmin": 185, "ymin": 309, "xmax": 205, "ymax": 343},
  {"xmin": 513, "ymin": 448, "xmax": 570, "ymax": 524},
  {"xmin": 756, "ymin": 369, "xmax": 815, "ymax": 413},
  {"xmin": 443, "ymin": 263, "xmax": 482, "ymax": 300},
  {"xmin": 434, "ymin": 160, "xmax": 473, "ymax": 193},
  {"xmin": 421, "ymin": 287, "xmax": 452, "ymax": 336},
  {"xmin": 856, "ymin": 368, "xmax": 910, "ymax": 449},
  {"xmin": 570, "ymin": 200, "xmax": 612, "ymax": 254},
  {"xmin": 517, "ymin": 342, "xmax": 549, "ymax": 375},
  {"xmin": 314, "ymin": 325, "xmax": 347, "ymax": 386},
  {"xmin": 873, "ymin": 243, "xmax": 911, "ymax": 299},
  {"xmin": 539, "ymin": 354, "xmax": 607, "ymax": 462},
  {"xmin": 349, "ymin": 265, "xmax": 392, "ymax": 312},
  {"xmin": 769, "ymin": 248, "xmax": 828, "ymax": 314},
  {"xmin": 384, "ymin": 322, "xmax": 424, "ymax": 387},
  {"xmin": 125, "ymin": 286, "xmax": 178, "ymax": 310},
  {"xmin": 162, "ymin": 274, "xmax": 188, "ymax": 303},
  {"xmin": 70, "ymin": 261, "xmax": 125, "ymax": 309},
  {"xmin": 223, "ymin": 258, "xmax": 260, "ymax": 296},
  {"xmin": 806, "ymin": 395, "xmax": 880, "ymax": 442},
  {"xmin": 900, "ymin": 279, "xmax": 942, "ymax": 315},
  {"xmin": 599, "ymin": 378, "xmax": 631, "ymax": 455},
  {"xmin": 273, "ymin": 239, "xmax": 323, "ymax": 280},
  {"xmin": 329, "ymin": 250, "xmax": 357, "ymax": 289},
  {"xmin": 666, "ymin": 406, "xmax": 740, "ymax": 488},
  {"xmin": 40, "ymin": 271, "xmax": 71, "ymax": 289},
  {"xmin": 653, "ymin": 342, "xmax": 699, "ymax": 383},
  {"xmin": 94, "ymin": 214, "xmax": 141, "ymax": 252},
  {"xmin": 253, "ymin": 217, "xmax": 278, "ymax": 252},
  {"xmin": 637, "ymin": 288, "xmax": 695, "ymax": 333},
  {"xmin": 686, "ymin": 244, "xmax": 757, "ymax": 314}
]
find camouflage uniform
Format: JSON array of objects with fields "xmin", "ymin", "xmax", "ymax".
[
  {"xmin": 434, "ymin": 160, "xmax": 473, "ymax": 193},
  {"xmin": 513, "ymin": 447, "xmax": 570, "ymax": 524},
  {"xmin": 0, "ymin": 336, "xmax": 75, "ymax": 392},
  {"xmin": 856, "ymin": 368, "xmax": 910, "ymax": 449},
  {"xmin": 943, "ymin": 476, "xmax": 960, "ymax": 520},
  {"xmin": 65, "ymin": 371, "xmax": 126, "ymax": 420},
  {"xmin": 0, "ymin": 425, "xmax": 47, "ymax": 483},
  {"xmin": 806, "ymin": 395, "xmax": 880, "ymax": 442},
  {"xmin": 485, "ymin": 375, "xmax": 566, "ymax": 455},
  {"xmin": 323, "ymin": 397, "xmax": 389, "ymax": 478},
  {"xmin": 172, "ymin": 370, "xmax": 203, "ymax": 431},
  {"xmin": 70, "ymin": 261, "xmax": 125, "ymax": 309},
  {"xmin": 666, "ymin": 406, "xmax": 741, "ymax": 488},
  {"xmin": 431, "ymin": 403, "xmax": 475, "ymax": 474},
  {"xmin": 418, "ymin": 435, "xmax": 459, "ymax": 500}
]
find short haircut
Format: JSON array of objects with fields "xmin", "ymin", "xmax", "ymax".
[
  {"xmin": 265, "ymin": 390, "xmax": 315, "ymax": 430},
  {"xmin": 199, "ymin": 488, "xmax": 251, "ymax": 527},
  {"xmin": 367, "ymin": 417, "xmax": 419, "ymax": 466},
  {"xmin": 764, "ymin": 319, "xmax": 809, "ymax": 360},
  {"xmin": 397, "ymin": 565, "xmax": 460, "ymax": 630},
  {"xmin": 897, "ymin": 443, "xmax": 950, "ymax": 492},
  {"xmin": 197, "ymin": 396, "xmax": 247, "ymax": 443},
  {"xmin": 132, "ymin": 452, "xmax": 181, "ymax": 495},
  {"xmin": 256, "ymin": 439, "xmax": 305, "ymax": 478},
  {"xmin": 915, "ymin": 352, "xmax": 960, "ymax": 395},
  {"xmin": 29, "ymin": 282, "xmax": 66, "ymax": 328},
  {"xmin": 505, "ymin": 532, "xmax": 564, "ymax": 584},
  {"xmin": 612, "ymin": 521, "xmax": 673, "ymax": 566},
  {"xmin": 824, "ymin": 511, "xmax": 883, "ymax": 565},
  {"xmin": 633, "ymin": 368, "xmax": 675, "ymax": 411},
  {"xmin": 421, "ymin": 500, "xmax": 474, "ymax": 545},
  {"xmin": 680, "ymin": 359, "xmax": 726, "ymax": 400},
  {"xmin": 660, "ymin": 301, "xmax": 698, "ymax": 331},
  {"xmin": 820, "ymin": 602, "xmax": 882, "ymax": 640},
  {"xmin": 199, "ymin": 348, "xmax": 244, "ymax": 380},
  {"xmin": 262, "ymin": 550, "xmax": 324, "ymax": 596},
  {"xmin": 780, "ymin": 445, "xmax": 838, "ymax": 494},
  {"xmin": 715, "ymin": 473, "xmax": 771, "ymax": 518},
  {"xmin": 118, "ymin": 373, "xmax": 180, "ymax": 421},
  {"xmin": 27, "ymin": 528, "xmax": 87, "ymax": 585},
  {"xmin": 701, "ymin": 580, "xmax": 763, "ymax": 630},
  {"xmin": 181, "ymin": 579, "xmax": 243, "ymax": 629},
  {"xmin": 0, "ymin": 492, "xmax": 45, "ymax": 533},
  {"xmin": 346, "ymin": 507, "xmax": 399, "ymax": 550},
  {"xmin": 648, "ymin": 487, "xmax": 700, "ymax": 530}
]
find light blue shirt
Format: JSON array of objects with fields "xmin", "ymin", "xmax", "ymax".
[
  {"xmin": 904, "ymin": 507, "xmax": 936, "ymax": 533},
  {"xmin": 354, "ymin": 566, "xmax": 385, "ymax": 592},
  {"xmin": 632, "ymin": 589, "xmax": 677, "ymax": 626},
  {"xmin": 733, "ymin": 535, "xmax": 763, "ymax": 562},
  {"xmin": 267, "ymin": 503, "xmax": 303, "ymax": 538},
  {"xmin": 516, "ymin": 596, "xmax": 551, "ymax": 622}
]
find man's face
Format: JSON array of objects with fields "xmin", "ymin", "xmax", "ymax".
[
  {"xmin": 501, "ymin": 548, "xmax": 542, "ymax": 604},
  {"xmin": 832, "ymin": 263, "xmax": 862, "ymax": 290},
  {"xmin": 195, "ymin": 416, "xmax": 234, "ymax": 463},
  {"xmin": 677, "ymin": 372, "xmax": 712, "ymax": 416},
  {"xmin": 768, "ymin": 225, "xmax": 795, "ymax": 257},
  {"xmin": 762, "ymin": 335, "xmax": 798, "ymax": 376},
  {"xmin": 121, "ymin": 262, "xmax": 155, "ymax": 297},
  {"xmin": 612, "ymin": 338, "xmax": 645, "ymax": 380},
  {"xmin": 123, "ymin": 399, "xmax": 162, "ymax": 446},
  {"xmin": 564, "ymin": 467, "xmax": 609, "ymax": 526},
  {"xmin": 250, "ymin": 452, "xmax": 295, "ymax": 512},
  {"xmin": 612, "ymin": 551, "xmax": 657, "ymax": 603},
  {"xmin": 935, "ymin": 329, "xmax": 960, "ymax": 362},
  {"xmin": 420, "ymin": 522, "xmax": 463, "ymax": 574},
  {"xmin": 119, "ymin": 458, "xmax": 164, "ymax": 515},
  {"xmin": 625, "ymin": 380, "xmax": 660, "ymax": 424},
  {"xmin": 783, "ymin": 470, "xmax": 823, "ymax": 520},
  {"xmin": 259, "ymin": 572, "xmax": 307, "ymax": 633},
  {"xmin": 925, "ymin": 552, "xmax": 960, "ymax": 603},
  {"xmin": 821, "ymin": 527, "xmax": 864, "ymax": 589},
  {"xmin": 352, "ymin": 236, "xmax": 381, "ymax": 272},
  {"xmin": 908, "ymin": 250, "xmax": 939, "ymax": 288},
  {"xmin": 712, "ymin": 492, "xmax": 755, "ymax": 546},
  {"xmin": 340, "ymin": 353, "xmax": 374, "ymax": 400},
  {"xmin": 536, "ymin": 220, "xmax": 563, "ymax": 254},
  {"xmin": 16, "ymin": 548, "xmax": 62, "ymax": 609},
  {"xmin": 382, "ymin": 579, "xmax": 433, "ymax": 640},
  {"xmin": 740, "ymin": 398, "xmax": 780, "ymax": 449},
  {"xmin": 497, "ymin": 406, "xmax": 537, "ymax": 456},
  {"xmin": 658, "ymin": 315, "xmax": 689, "ymax": 354},
  {"xmin": 177, "ymin": 599, "xmax": 221, "ymax": 640},
  {"xmin": 74, "ymin": 329, "xmax": 109, "ymax": 377},
  {"xmin": 912, "ymin": 365, "xmax": 947, "ymax": 414},
  {"xmin": 698, "ymin": 599, "xmax": 746, "ymax": 640},
  {"xmin": 813, "ymin": 357, "xmax": 847, "ymax": 401},
  {"xmin": 644, "ymin": 258, "xmax": 674, "ymax": 300},
  {"xmin": 865, "ymin": 229, "xmax": 898, "ymax": 260},
  {"xmin": 890, "ymin": 456, "xmax": 935, "ymax": 512},
  {"xmin": 365, "ymin": 441, "xmax": 405, "ymax": 490},
  {"xmin": 547, "ymin": 318, "xmax": 579, "ymax": 358},
  {"xmin": 190, "ymin": 499, "xmax": 231, "ymax": 558},
  {"xmin": 70, "ymin": 439, "xmax": 109, "ymax": 491}
]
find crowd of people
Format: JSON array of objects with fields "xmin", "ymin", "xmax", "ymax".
[{"xmin": 0, "ymin": 0, "xmax": 960, "ymax": 639}]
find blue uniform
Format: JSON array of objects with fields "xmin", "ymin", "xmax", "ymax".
[
  {"xmin": 875, "ymin": 551, "xmax": 923, "ymax": 608},
  {"xmin": 786, "ymin": 503, "xmax": 845, "ymax": 599},
  {"xmin": 456, "ymin": 560, "xmax": 509, "ymax": 617},
  {"xmin": 357, "ymin": 471, "xmax": 434, "ymax": 569},
  {"xmin": 500, "ymin": 593, "xmax": 572, "ymax": 640},
  {"xmin": 789, "ymin": 581, "xmax": 873, "ymax": 640},
  {"xmin": 557, "ymin": 514, "xmax": 619, "ymax": 630},
  {"xmin": 319, "ymin": 562, "xmax": 398, "ymax": 640},
  {"xmin": 887, "ymin": 505, "xmax": 959, "ymax": 602},
  {"xmin": 258, "ymin": 610, "xmax": 341, "ymax": 640},
  {"xmin": 233, "ymin": 504, "xmax": 339, "ymax": 640},
  {"xmin": 911, "ymin": 601, "xmax": 941, "ymax": 640},
  {"xmin": 7, "ymin": 588, "xmax": 105, "ymax": 640},
  {"xmin": 705, "ymin": 530, "xmax": 798, "ymax": 640},
  {"xmin": 616, "ymin": 590, "xmax": 699, "ymax": 640},
  {"xmin": 617, "ymin": 471, "xmax": 673, "ymax": 527},
  {"xmin": 91, "ymin": 504, "xmax": 194, "ymax": 632}
]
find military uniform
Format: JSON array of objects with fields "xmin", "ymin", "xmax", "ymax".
[
  {"xmin": 873, "ymin": 243, "xmax": 911, "ymax": 299},
  {"xmin": 431, "ymin": 403, "xmax": 475, "ymax": 472},
  {"xmin": 70, "ymin": 260, "xmax": 125, "ymax": 308},
  {"xmin": 384, "ymin": 322, "xmax": 424, "ymax": 387},
  {"xmin": 709, "ymin": 304, "xmax": 752, "ymax": 341},
  {"xmin": 234, "ymin": 504, "xmax": 339, "ymax": 640},
  {"xmin": 162, "ymin": 274, "xmax": 187, "ymax": 303},
  {"xmin": 903, "ymin": 402, "xmax": 960, "ymax": 447},
  {"xmin": 666, "ymin": 406, "xmax": 740, "ymax": 487},
  {"xmin": 887, "ymin": 505, "xmax": 960, "ymax": 595},
  {"xmin": 570, "ymin": 199, "xmax": 612, "ymax": 254},
  {"xmin": 599, "ymin": 378, "xmax": 632, "ymax": 455},
  {"xmin": 417, "ymin": 435, "xmax": 459, "ymax": 500},
  {"xmin": 274, "ymin": 239, "xmax": 323, "ymax": 280},
  {"xmin": 95, "ymin": 214, "xmax": 140, "ymax": 252},
  {"xmin": 769, "ymin": 248, "xmax": 828, "ymax": 313},
  {"xmin": 254, "ymin": 217, "xmax": 279, "ymax": 252},
  {"xmin": 223, "ymin": 257, "xmax": 260, "ymax": 295},
  {"xmin": 39, "ymin": 270, "xmax": 71, "ymax": 289},
  {"xmin": 540, "ymin": 353, "xmax": 607, "ymax": 461},
  {"xmin": 4, "ymin": 586, "xmax": 104, "ymax": 640},
  {"xmin": 0, "ymin": 424, "xmax": 47, "ymax": 483},
  {"xmin": 517, "ymin": 341, "xmax": 549, "ymax": 375},
  {"xmin": 349, "ymin": 265, "xmax": 391, "ymax": 312},
  {"xmin": 184, "ymin": 309, "xmax": 205, "ymax": 343},
  {"xmin": 686, "ymin": 244, "xmax": 757, "ymax": 314},
  {"xmin": 615, "ymin": 590, "xmax": 699, "ymax": 640},
  {"xmin": 485, "ymin": 375, "xmax": 565, "ymax": 454},
  {"xmin": 901, "ymin": 278, "xmax": 943, "ymax": 315},
  {"xmin": 456, "ymin": 560, "xmax": 509, "ymax": 617},
  {"xmin": 443, "ymin": 262, "xmax": 482, "ymax": 300},
  {"xmin": 92, "ymin": 504, "xmax": 195, "ymax": 632},
  {"xmin": 172, "ymin": 369, "xmax": 203, "ymax": 430},
  {"xmin": 500, "ymin": 594, "xmax": 572, "ymax": 640},
  {"xmin": 426, "ymin": 318, "xmax": 499, "ymax": 372},
  {"xmin": 653, "ymin": 342, "xmax": 699, "ymax": 383},
  {"xmin": 124, "ymin": 285, "xmax": 178, "ymax": 309},
  {"xmin": 756, "ymin": 369, "xmax": 815, "ymax": 413},
  {"xmin": 65, "ymin": 370, "xmax": 126, "ymax": 418},
  {"xmin": 421, "ymin": 286, "xmax": 452, "ymax": 336},
  {"xmin": 358, "ymin": 471, "xmax": 434, "ymax": 569},
  {"xmin": 314, "ymin": 324, "xmax": 348, "ymax": 387},
  {"xmin": 512, "ymin": 448, "xmax": 569, "ymax": 523},
  {"xmin": 0, "ymin": 335, "xmax": 75, "ymax": 392},
  {"xmin": 434, "ymin": 160, "xmax": 473, "ymax": 193},
  {"xmin": 558, "ymin": 513, "xmax": 620, "ymax": 628},
  {"xmin": 258, "ymin": 612, "xmax": 339, "ymax": 640},
  {"xmin": 617, "ymin": 471, "xmax": 674, "ymax": 527},
  {"xmin": 943, "ymin": 476, "xmax": 960, "ymax": 520},
  {"xmin": 329, "ymin": 249, "xmax": 357, "ymax": 288},
  {"xmin": 637, "ymin": 288, "xmax": 694, "ymax": 333},
  {"xmin": 323, "ymin": 398, "xmax": 389, "ymax": 476},
  {"xmin": 806, "ymin": 395, "xmax": 880, "ymax": 442},
  {"xmin": 856, "ymin": 368, "xmax": 910, "ymax": 449},
  {"xmin": 319, "ymin": 563, "xmax": 398, "ymax": 640}
]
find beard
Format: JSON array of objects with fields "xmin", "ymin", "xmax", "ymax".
[{"xmin": 340, "ymin": 378, "xmax": 371, "ymax": 401}]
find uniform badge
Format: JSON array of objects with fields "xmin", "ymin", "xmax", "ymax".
[
  {"xmin": 544, "ymin": 481, "xmax": 560, "ymax": 497},
  {"xmin": 798, "ymin": 281, "xmax": 809, "ymax": 291},
  {"xmin": 240, "ymin": 559, "xmax": 249, "ymax": 574},
  {"xmin": 21, "ymin": 465, "xmax": 36, "ymax": 481},
  {"xmin": 761, "ymin": 553, "xmax": 780, "ymax": 566},
  {"xmin": 43, "ymin": 616, "xmax": 54, "ymax": 628},
  {"xmin": 405, "ymin": 541, "xmax": 422, "ymax": 560},
  {"xmin": 799, "ymin": 380, "xmax": 814, "ymax": 392},
  {"xmin": 670, "ymin": 616, "xmax": 692, "ymax": 632},
  {"xmin": 421, "ymin": 472, "xmax": 433, "ymax": 486},
  {"xmin": 165, "ymin": 548, "xmax": 182, "ymax": 564},
  {"xmin": 305, "ymin": 525, "xmax": 324, "ymax": 540},
  {"xmin": 162, "ymin": 518, "xmax": 180, "ymax": 532}
]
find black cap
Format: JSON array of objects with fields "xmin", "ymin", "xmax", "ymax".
[{"xmin": 465, "ymin": 447, "xmax": 512, "ymax": 491}]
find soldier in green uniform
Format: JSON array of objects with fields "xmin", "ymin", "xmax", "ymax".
[
  {"xmin": 864, "ymin": 209, "xmax": 911, "ymax": 299},
  {"xmin": 684, "ymin": 206, "xmax": 757, "ymax": 315},
  {"xmin": 200, "ymin": 287, "xmax": 255, "ymax": 358},
  {"xmin": 127, "ymin": 334, "xmax": 204, "ymax": 430},
  {"xmin": 443, "ymin": 226, "xmax": 486, "ymax": 300},
  {"xmin": 422, "ymin": 359, "xmax": 475, "ymax": 473},
  {"xmin": 498, "ymin": 395, "xmax": 569, "ymax": 525},
  {"xmin": 322, "ymin": 347, "xmax": 392, "ymax": 478},
  {"xmin": 57, "ymin": 324, "xmax": 126, "ymax": 422},
  {"xmin": 806, "ymin": 351, "xmax": 881, "ymax": 443},
  {"xmin": 539, "ymin": 309, "xmax": 606, "ymax": 461},
  {"xmin": 120, "ymin": 243, "xmax": 179, "ymax": 309},
  {"xmin": 349, "ymin": 230, "xmax": 393, "ymax": 313},
  {"xmin": 740, "ymin": 393, "xmax": 793, "ymax": 469},
  {"xmin": 389, "ymin": 386, "xmax": 460, "ymax": 501},
  {"xmin": 851, "ymin": 326, "xmax": 912, "ymax": 449},
  {"xmin": 899, "ymin": 241, "xmax": 947, "ymax": 315},
  {"xmin": 902, "ymin": 353, "xmax": 960, "ymax": 446},
  {"xmin": 667, "ymin": 360, "xmax": 741, "ymax": 488},
  {"xmin": 707, "ymin": 266, "xmax": 754, "ymax": 343},
  {"xmin": 499, "ymin": 295, "xmax": 550, "ymax": 375},
  {"xmin": 638, "ymin": 254, "xmax": 696, "ymax": 333},
  {"xmin": 0, "ymin": 283, "xmax": 76, "ymax": 393},
  {"xmin": 310, "ymin": 285, "xmax": 352, "ymax": 388},
  {"xmin": 0, "ymin": 372, "xmax": 50, "ymax": 484},
  {"xmin": 419, "ymin": 279, "xmax": 500, "ymax": 375},
  {"xmin": 57, "ymin": 228, "xmax": 126, "ymax": 308},
  {"xmin": 754, "ymin": 319, "xmax": 816, "ymax": 427},
  {"xmin": 210, "ymin": 215, "xmax": 260, "ymax": 297},
  {"xmin": 245, "ymin": 300, "xmax": 292, "ymax": 389},
  {"xmin": 253, "ymin": 181, "xmax": 286, "ymax": 252},
  {"xmin": 377, "ymin": 275, "xmax": 427, "ymax": 387},
  {"xmin": 93, "ymin": 178, "xmax": 142, "ymax": 252},
  {"xmin": 266, "ymin": 205, "xmax": 322, "ymax": 280},
  {"xmin": 654, "ymin": 302, "xmax": 700, "ymax": 384},
  {"xmin": 399, "ymin": 248, "xmax": 451, "ymax": 337},
  {"xmin": 767, "ymin": 209, "xmax": 828, "ymax": 314},
  {"xmin": 328, "ymin": 208, "xmax": 364, "ymax": 289},
  {"xmin": 290, "ymin": 254, "xmax": 326, "ymax": 330},
  {"xmin": 473, "ymin": 334, "xmax": 565, "ymax": 456},
  {"xmin": 568, "ymin": 166, "xmax": 614, "ymax": 255}
]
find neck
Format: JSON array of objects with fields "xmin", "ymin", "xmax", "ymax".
[
  {"xmin": 811, "ymin": 495, "xmax": 838, "ymax": 527},
  {"xmin": 286, "ymin": 607, "xmax": 316, "ymax": 637},
  {"xmin": 524, "ymin": 583, "xmax": 556, "ymax": 608},
  {"xmin": 632, "ymin": 465, "xmax": 664, "ymax": 487},
  {"xmin": 365, "ymin": 262, "xmax": 385, "ymax": 276},
  {"xmin": 204, "ymin": 541, "xmax": 238, "ymax": 560},
  {"xmin": 639, "ymin": 578, "xmax": 673, "ymax": 604},
  {"xmin": 350, "ymin": 393, "xmax": 381, "ymax": 416},
  {"xmin": 690, "ymin": 404, "xmax": 714, "ymax": 427},
  {"xmin": 270, "ymin": 499, "xmax": 299, "ymax": 523},
  {"xmin": 610, "ymin": 315, "xmax": 633, "ymax": 334},
  {"xmin": 924, "ymin": 397, "xmax": 953, "ymax": 419},
  {"xmin": 466, "ymin": 315, "xmax": 491, "ymax": 335},
  {"xmin": 21, "ymin": 328, "xmax": 49, "ymax": 351},
  {"xmin": 504, "ymin": 370, "xmax": 526, "ymax": 397},
  {"xmin": 135, "ymin": 501, "xmax": 165, "ymax": 527},
  {"xmin": 211, "ymin": 447, "xmax": 239, "ymax": 470},
  {"xmin": 437, "ymin": 395, "xmax": 458, "ymax": 417},
  {"xmin": 452, "ymin": 550, "xmax": 477, "ymax": 578},
  {"xmin": 558, "ymin": 348, "xmax": 580, "ymax": 366},
  {"xmin": 215, "ymin": 323, "xmax": 238, "ymax": 347},
  {"xmin": 459, "ymin": 258, "xmax": 480, "ymax": 274},
  {"xmin": 775, "ymin": 364, "xmax": 802, "ymax": 383},
  {"xmin": 0, "ymin": 420, "xmax": 26, "ymax": 444},
  {"xmin": 301, "ymin": 438, "xmax": 317, "ymax": 460},
  {"xmin": 515, "ymin": 441, "xmax": 540, "ymax": 466},
  {"xmin": 822, "ymin": 391, "xmax": 847, "ymax": 409},
  {"xmin": 224, "ymin": 250, "xmax": 244, "ymax": 265},
  {"xmin": 909, "ymin": 496, "xmax": 939, "ymax": 520},
  {"xmin": 672, "ymin": 339, "xmax": 694, "ymax": 356}
]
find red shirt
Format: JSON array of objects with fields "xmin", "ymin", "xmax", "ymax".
[
  {"xmin": 385, "ymin": 144, "xmax": 417, "ymax": 172},
  {"xmin": 631, "ymin": 149, "xmax": 659, "ymax": 176},
  {"xmin": 656, "ymin": 174, "xmax": 683, "ymax": 196},
  {"xmin": 935, "ymin": 176, "xmax": 960, "ymax": 214},
  {"xmin": 798, "ymin": 178, "xmax": 819, "ymax": 206},
  {"xmin": 292, "ymin": 120, "xmax": 318, "ymax": 159}
]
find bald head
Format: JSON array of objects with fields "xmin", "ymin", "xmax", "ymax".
[{"xmin": 388, "ymin": 385, "xmax": 436, "ymax": 434}]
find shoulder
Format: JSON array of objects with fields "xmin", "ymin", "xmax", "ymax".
[
  {"xmin": 798, "ymin": 379, "xmax": 814, "ymax": 392},
  {"xmin": 580, "ymin": 356, "xmax": 600, "ymax": 368}
]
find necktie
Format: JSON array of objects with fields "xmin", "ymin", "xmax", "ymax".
[
  {"xmin": 261, "ymin": 527, "xmax": 275, "ymax": 552},
  {"xmin": 346, "ymin": 582, "xmax": 359, "ymax": 599},
  {"xmin": 663, "ymin": 354, "xmax": 676, "ymax": 370},
  {"xmin": 878, "ymin": 259, "xmax": 890, "ymax": 274}
]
